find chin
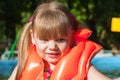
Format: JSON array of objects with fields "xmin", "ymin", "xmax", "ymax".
[{"xmin": 48, "ymin": 59, "xmax": 60, "ymax": 65}]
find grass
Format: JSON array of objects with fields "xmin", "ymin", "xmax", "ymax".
[{"xmin": 0, "ymin": 76, "xmax": 9, "ymax": 80}]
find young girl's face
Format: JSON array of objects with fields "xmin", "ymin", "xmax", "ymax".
[{"xmin": 32, "ymin": 29, "xmax": 72, "ymax": 64}]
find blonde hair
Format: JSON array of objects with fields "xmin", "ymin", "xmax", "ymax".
[
  {"xmin": 32, "ymin": 1, "xmax": 73, "ymax": 39},
  {"xmin": 16, "ymin": 1, "xmax": 79, "ymax": 79}
]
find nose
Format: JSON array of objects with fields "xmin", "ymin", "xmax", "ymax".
[{"xmin": 48, "ymin": 40, "xmax": 57, "ymax": 50}]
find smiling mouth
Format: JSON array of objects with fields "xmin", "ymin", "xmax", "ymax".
[{"xmin": 46, "ymin": 53, "xmax": 61, "ymax": 58}]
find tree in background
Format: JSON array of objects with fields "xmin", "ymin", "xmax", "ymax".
[
  {"xmin": 66, "ymin": 0, "xmax": 120, "ymax": 55},
  {"xmin": 0, "ymin": 0, "xmax": 120, "ymax": 56},
  {"xmin": 0, "ymin": 0, "xmax": 38, "ymax": 55}
]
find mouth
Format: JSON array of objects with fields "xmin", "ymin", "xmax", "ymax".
[{"xmin": 46, "ymin": 53, "xmax": 61, "ymax": 58}]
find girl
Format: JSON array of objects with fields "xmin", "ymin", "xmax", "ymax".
[{"xmin": 9, "ymin": 1, "xmax": 113, "ymax": 80}]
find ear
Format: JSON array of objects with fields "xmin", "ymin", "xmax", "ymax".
[{"xmin": 30, "ymin": 29, "xmax": 35, "ymax": 44}]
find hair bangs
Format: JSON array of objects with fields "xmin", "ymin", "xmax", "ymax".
[{"xmin": 34, "ymin": 11, "xmax": 71, "ymax": 39}]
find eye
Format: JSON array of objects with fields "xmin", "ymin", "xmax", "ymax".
[
  {"xmin": 42, "ymin": 39, "xmax": 48, "ymax": 41},
  {"xmin": 56, "ymin": 38, "xmax": 67, "ymax": 43},
  {"xmin": 36, "ymin": 38, "xmax": 48, "ymax": 43}
]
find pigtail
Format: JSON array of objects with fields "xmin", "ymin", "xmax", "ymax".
[{"xmin": 16, "ymin": 22, "xmax": 32, "ymax": 79}]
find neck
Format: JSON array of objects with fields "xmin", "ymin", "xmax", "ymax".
[
  {"xmin": 48, "ymin": 63, "xmax": 55, "ymax": 71},
  {"xmin": 44, "ymin": 60, "xmax": 55, "ymax": 71}
]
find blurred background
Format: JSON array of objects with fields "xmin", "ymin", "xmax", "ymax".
[{"xmin": 0, "ymin": 0, "xmax": 120, "ymax": 80}]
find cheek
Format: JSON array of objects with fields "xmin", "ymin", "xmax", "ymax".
[
  {"xmin": 58, "ymin": 42, "xmax": 70, "ymax": 52},
  {"xmin": 35, "ymin": 42, "xmax": 46, "ymax": 51},
  {"xmin": 36, "ymin": 45, "xmax": 43, "ymax": 54},
  {"xmin": 35, "ymin": 43, "xmax": 46, "ymax": 57}
]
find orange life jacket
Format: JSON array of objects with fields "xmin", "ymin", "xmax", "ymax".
[{"xmin": 18, "ymin": 29, "xmax": 102, "ymax": 80}]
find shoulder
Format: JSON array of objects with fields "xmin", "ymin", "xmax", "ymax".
[
  {"xmin": 87, "ymin": 65, "xmax": 112, "ymax": 80},
  {"xmin": 8, "ymin": 66, "xmax": 18, "ymax": 80}
]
